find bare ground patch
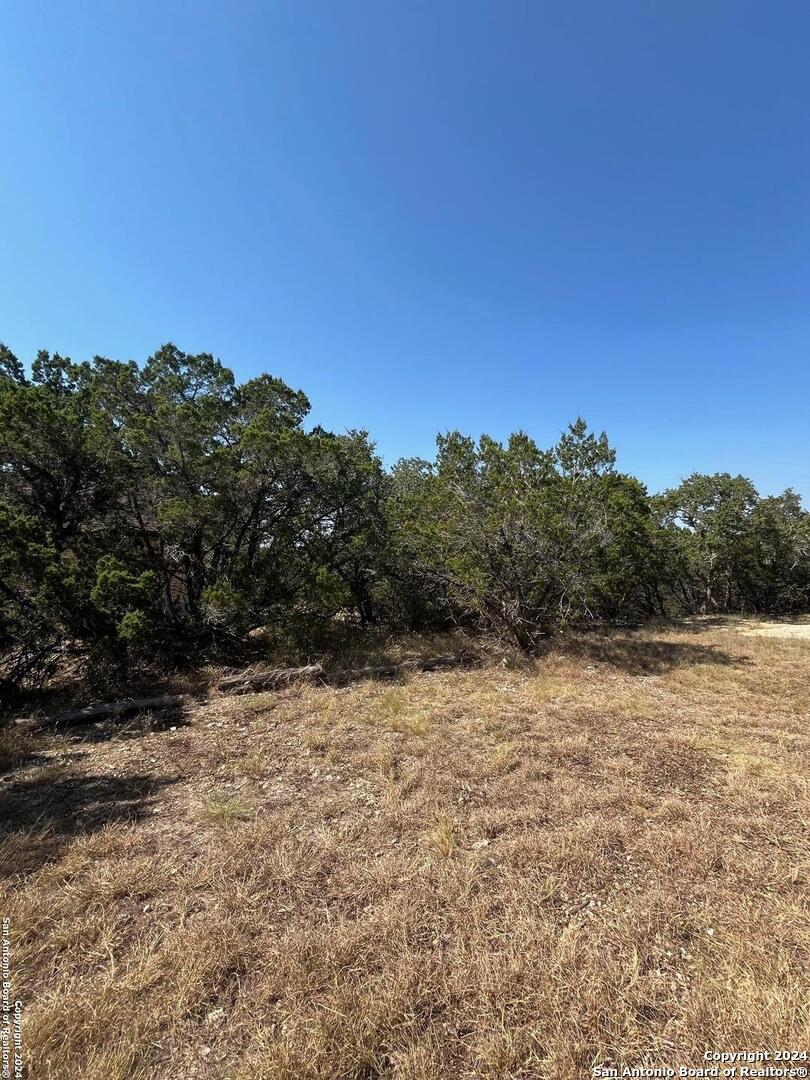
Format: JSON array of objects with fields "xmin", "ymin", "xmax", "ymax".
[{"xmin": 740, "ymin": 619, "xmax": 810, "ymax": 640}]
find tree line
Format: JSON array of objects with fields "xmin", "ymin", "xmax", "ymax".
[{"xmin": 1, "ymin": 343, "xmax": 808, "ymax": 693}]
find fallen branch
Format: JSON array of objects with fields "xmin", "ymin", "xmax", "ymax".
[
  {"xmin": 17, "ymin": 694, "xmax": 188, "ymax": 734},
  {"xmin": 217, "ymin": 650, "xmax": 478, "ymax": 696},
  {"xmin": 16, "ymin": 651, "xmax": 480, "ymax": 731},
  {"xmin": 216, "ymin": 663, "xmax": 324, "ymax": 695}
]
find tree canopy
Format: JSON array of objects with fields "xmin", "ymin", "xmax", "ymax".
[{"xmin": 1, "ymin": 343, "xmax": 807, "ymax": 693}]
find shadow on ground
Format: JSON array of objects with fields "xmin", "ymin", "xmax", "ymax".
[
  {"xmin": 668, "ymin": 616, "xmax": 735, "ymax": 632},
  {"xmin": 52, "ymin": 700, "xmax": 194, "ymax": 745},
  {"xmin": 561, "ymin": 637, "xmax": 748, "ymax": 675},
  {"xmin": 1, "ymin": 699, "xmax": 192, "ymax": 787},
  {"xmin": 0, "ymin": 740, "xmax": 50, "ymax": 776},
  {"xmin": 0, "ymin": 770, "xmax": 179, "ymax": 875}
]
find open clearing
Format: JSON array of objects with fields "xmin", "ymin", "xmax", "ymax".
[
  {"xmin": 2, "ymin": 621, "xmax": 809, "ymax": 1079},
  {"xmin": 738, "ymin": 618, "xmax": 810, "ymax": 640}
]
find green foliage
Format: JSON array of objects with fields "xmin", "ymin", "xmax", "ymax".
[
  {"xmin": 1, "ymin": 340, "xmax": 808, "ymax": 693},
  {"xmin": 654, "ymin": 477, "xmax": 810, "ymax": 614},
  {"xmin": 386, "ymin": 420, "xmax": 660, "ymax": 649}
]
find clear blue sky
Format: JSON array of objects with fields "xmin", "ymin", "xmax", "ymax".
[{"xmin": 2, "ymin": 1, "xmax": 809, "ymax": 497}]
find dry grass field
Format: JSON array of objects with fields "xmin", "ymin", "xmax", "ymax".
[{"xmin": 2, "ymin": 620, "xmax": 809, "ymax": 1079}]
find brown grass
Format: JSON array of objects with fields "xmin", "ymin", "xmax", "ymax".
[{"xmin": 2, "ymin": 621, "xmax": 809, "ymax": 1078}]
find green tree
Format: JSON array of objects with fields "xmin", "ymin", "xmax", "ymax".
[
  {"xmin": 1, "ymin": 340, "xmax": 808, "ymax": 695},
  {"xmin": 386, "ymin": 420, "xmax": 656, "ymax": 649},
  {"xmin": 656, "ymin": 473, "xmax": 759, "ymax": 612},
  {"xmin": 0, "ymin": 347, "xmax": 123, "ymax": 689}
]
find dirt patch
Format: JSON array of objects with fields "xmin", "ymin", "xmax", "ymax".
[{"xmin": 740, "ymin": 619, "xmax": 810, "ymax": 639}]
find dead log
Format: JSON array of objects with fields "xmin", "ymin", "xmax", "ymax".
[
  {"xmin": 216, "ymin": 662, "xmax": 324, "ymax": 694},
  {"xmin": 17, "ymin": 694, "xmax": 188, "ymax": 733},
  {"xmin": 217, "ymin": 651, "xmax": 478, "ymax": 695},
  {"xmin": 16, "ymin": 651, "xmax": 480, "ymax": 730}
]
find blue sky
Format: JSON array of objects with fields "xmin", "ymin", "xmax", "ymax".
[{"xmin": 2, "ymin": 1, "xmax": 808, "ymax": 497}]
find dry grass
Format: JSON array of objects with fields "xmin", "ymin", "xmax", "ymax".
[{"xmin": 2, "ymin": 620, "xmax": 809, "ymax": 1078}]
